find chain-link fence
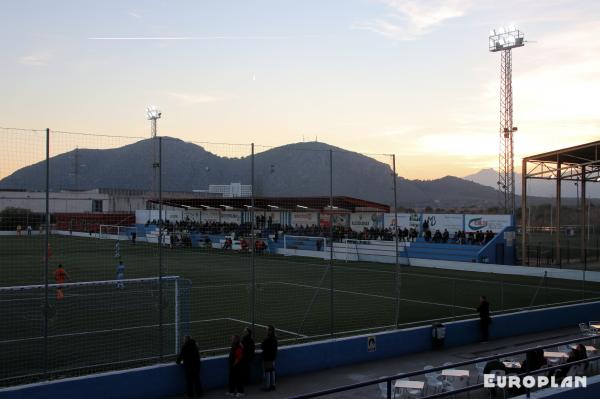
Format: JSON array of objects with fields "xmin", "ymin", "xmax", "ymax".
[{"xmin": 1, "ymin": 128, "xmax": 598, "ymax": 386}]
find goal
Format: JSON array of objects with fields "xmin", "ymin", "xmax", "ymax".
[
  {"xmin": 98, "ymin": 224, "xmax": 134, "ymax": 240},
  {"xmin": 0, "ymin": 276, "xmax": 191, "ymax": 383}
]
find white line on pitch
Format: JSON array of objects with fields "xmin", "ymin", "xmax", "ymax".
[
  {"xmin": 0, "ymin": 317, "xmax": 232, "ymax": 345},
  {"xmin": 225, "ymin": 317, "xmax": 308, "ymax": 338},
  {"xmin": 272, "ymin": 281, "xmax": 474, "ymax": 310}
]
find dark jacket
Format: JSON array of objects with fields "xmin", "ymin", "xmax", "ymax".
[
  {"xmin": 477, "ymin": 300, "xmax": 491, "ymax": 323},
  {"xmin": 177, "ymin": 339, "xmax": 201, "ymax": 370},
  {"xmin": 241, "ymin": 335, "xmax": 255, "ymax": 364},
  {"xmin": 261, "ymin": 335, "xmax": 278, "ymax": 362}
]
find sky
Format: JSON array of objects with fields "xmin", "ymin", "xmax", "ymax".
[{"xmin": 1, "ymin": 0, "xmax": 599, "ymax": 180}]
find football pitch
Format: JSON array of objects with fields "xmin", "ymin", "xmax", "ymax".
[{"xmin": 1, "ymin": 235, "xmax": 599, "ymax": 385}]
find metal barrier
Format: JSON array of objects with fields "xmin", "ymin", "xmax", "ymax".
[{"xmin": 288, "ymin": 334, "xmax": 600, "ymax": 399}]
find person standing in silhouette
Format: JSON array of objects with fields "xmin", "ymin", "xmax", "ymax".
[{"xmin": 477, "ymin": 296, "xmax": 491, "ymax": 342}]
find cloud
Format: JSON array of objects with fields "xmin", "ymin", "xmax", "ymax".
[
  {"xmin": 88, "ymin": 35, "xmax": 307, "ymax": 41},
  {"xmin": 19, "ymin": 54, "xmax": 50, "ymax": 66},
  {"xmin": 357, "ymin": 0, "xmax": 474, "ymax": 40},
  {"xmin": 128, "ymin": 10, "xmax": 142, "ymax": 19},
  {"xmin": 168, "ymin": 92, "xmax": 223, "ymax": 105}
]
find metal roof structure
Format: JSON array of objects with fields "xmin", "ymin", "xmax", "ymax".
[
  {"xmin": 149, "ymin": 196, "xmax": 390, "ymax": 213},
  {"xmin": 521, "ymin": 140, "xmax": 600, "ymax": 267},
  {"xmin": 523, "ymin": 140, "xmax": 600, "ymax": 182}
]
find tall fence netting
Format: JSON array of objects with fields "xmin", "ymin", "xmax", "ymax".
[{"xmin": 0, "ymin": 128, "xmax": 597, "ymax": 387}]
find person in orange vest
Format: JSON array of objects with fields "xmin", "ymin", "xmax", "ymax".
[{"xmin": 54, "ymin": 264, "xmax": 69, "ymax": 300}]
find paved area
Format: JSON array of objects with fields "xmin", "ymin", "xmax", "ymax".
[{"xmin": 171, "ymin": 326, "xmax": 590, "ymax": 399}]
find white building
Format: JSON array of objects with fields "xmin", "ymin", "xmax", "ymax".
[
  {"xmin": 207, "ymin": 183, "xmax": 252, "ymax": 198},
  {"xmin": 0, "ymin": 189, "xmax": 198, "ymax": 213}
]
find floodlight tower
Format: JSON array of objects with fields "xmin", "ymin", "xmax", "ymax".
[
  {"xmin": 146, "ymin": 106, "xmax": 162, "ymax": 198},
  {"xmin": 489, "ymin": 26, "xmax": 525, "ymax": 215}
]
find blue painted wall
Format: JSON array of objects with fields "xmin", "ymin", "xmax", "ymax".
[{"xmin": 3, "ymin": 300, "xmax": 599, "ymax": 399}]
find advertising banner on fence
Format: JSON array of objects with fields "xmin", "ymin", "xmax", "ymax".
[
  {"xmin": 165, "ymin": 210, "xmax": 183, "ymax": 222},
  {"xmin": 136, "ymin": 210, "xmax": 167, "ymax": 224},
  {"xmin": 183, "ymin": 210, "xmax": 202, "ymax": 222},
  {"xmin": 383, "ymin": 213, "xmax": 412, "ymax": 229},
  {"xmin": 291, "ymin": 212, "xmax": 318, "ymax": 226},
  {"xmin": 265, "ymin": 211, "xmax": 281, "ymax": 225},
  {"xmin": 422, "ymin": 213, "xmax": 463, "ymax": 233},
  {"xmin": 350, "ymin": 213, "xmax": 383, "ymax": 232},
  {"xmin": 201, "ymin": 210, "xmax": 220, "ymax": 223},
  {"xmin": 319, "ymin": 212, "xmax": 350, "ymax": 228},
  {"xmin": 221, "ymin": 211, "xmax": 241, "ymax": 224},
  {"xmin": 465, "ymin": 214, "xmax": 512, "ymax": 233}
]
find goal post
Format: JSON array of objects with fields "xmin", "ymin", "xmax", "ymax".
[{"xmin": 0, "ymin": 276, "xmax": 191, "ymax": 383}]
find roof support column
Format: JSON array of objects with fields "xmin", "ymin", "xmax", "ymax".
[{"xmin": 555, "ymin": 158, "xmax": 561, "ymax": 267}]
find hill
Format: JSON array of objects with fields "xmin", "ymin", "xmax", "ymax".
[
  {"xmin": 0, "ymin": 137, "xmax": 506, "ymax": 208},
  {"xmin": 463, "ymin": 168, "xmax": 599, "ymax": 198}
]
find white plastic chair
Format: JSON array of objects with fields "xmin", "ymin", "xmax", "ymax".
[
  {"xmin": 395, "ymin": 378, "xmax": 421, "ymax": 399},
  {"xmin": 424, "ymin": 366, "xmax": 444, "ymax": 395},
  {"xmin": 489, "ymin": 370, "xmax": 506, "ymax": 399},
  {"xmin": 474, "ymin": 362, "xmax": 486, "ymax": 383},
  {"xmin": 378, "ymin": 376, "xmax": 390, "ymax": 399}
]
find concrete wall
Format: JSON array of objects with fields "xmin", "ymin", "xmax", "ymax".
[{"xmin": 2, "ymin": 300, "xmax": 599, "ymax": 399}]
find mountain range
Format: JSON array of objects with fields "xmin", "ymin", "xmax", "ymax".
[
  {"xmin": 463, "ymin": 168, "xmax": 598, "ymax": 198},
  {"xmin": 0, "ymin": 137, "xmax": 545, "ymax": 208}
]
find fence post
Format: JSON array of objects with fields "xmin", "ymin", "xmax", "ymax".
[
  {"xmin": 329, "ymin": 149, "xmax": 334, "ymax": 337},
  {"xmin": 500, "ymin": 280, "xmax": 504, "ymax": 311},
  {"xmin": 44, "ymin": 127, "xmax": 50, "ymax": 379},
  {"xmin": 158, "ymin": 136, "xmax": 163, "ymax": 361},
  {"xmin": 393, "ymin": 154, "xmax": 401, "ymax": 328},
  {"xmin": 251, "ymin": 143, "xmax": 256, "ymax": 331},
  {"xmin": 451, "ymin": 279, "xmax": 456, "ymax": 319}
]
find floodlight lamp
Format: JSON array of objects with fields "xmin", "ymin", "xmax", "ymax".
[
  {"xmin": 498, "ymin": 27, "xmax": 505, "ymax": 34},
  {"xmin": 508, "ymin": 24, "xmax": 516, "ymax": 32},
  {"xmin": 146, "ymin": 105, "xmax": 161, "ymax": 120},
  {"xmin": 490, "ymin": 29, "xmax": 495, "ymax": 36}
]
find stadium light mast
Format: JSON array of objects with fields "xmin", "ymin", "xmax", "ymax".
[
  {"xmin": 489, "ymin": 26, "xmax": 525, "ymax": 216},
  {"xmin": 146, "ymin": 105, "xmax": 162, "ymax": 138},
  {"xmin": 146, "ymin": 105, "xmax": 162, "ymax": 199}
]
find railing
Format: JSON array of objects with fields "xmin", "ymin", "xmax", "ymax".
[{"xmin": 288, "ymin": 334, "xmax": 600, "ymax": 399}]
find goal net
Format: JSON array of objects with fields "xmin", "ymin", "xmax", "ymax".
[
  {"xmin": 98, "ymin": 224, "xmax": 135, "ymax": 240},
  {"xmin": 0, "ymin": 276, "xmax": 190, "ymax": 385}
]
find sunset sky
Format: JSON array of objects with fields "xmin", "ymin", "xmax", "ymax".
[{"xmin": 1, "ymin": 0, "xmax": 599, "ymax": 179}]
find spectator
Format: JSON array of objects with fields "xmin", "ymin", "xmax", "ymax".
[
  {"xmin": 241, "ymin": 328, "xmax": 256, "ymax": 385},
  {"xmin": 261, "ymin": 325, "xmax": 278, "ymax": 391},
  {"xmin": 228, "ymin": 335, "xmax": 245, "ymax": 396},
  {"xmin": 176, "ymin": 335, "xmax": 203, "ymax": 398},
  {"xmin": 442, "ymin": 229, "xmax": 449, "ymax": 243},
  {"xmin": 477, "ymin": 295, "xmax": 491, "ymax": 342},
  {"xmin": 27, "ymin": 225, "xmax": 32, "ymax": 236},
  {"xmin": 424, "ymin": 229, "xmax": 432, "ymax": 242}
]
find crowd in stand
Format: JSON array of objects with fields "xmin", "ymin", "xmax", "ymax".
[{"xmin": 144, "ymin": 218, "xmax": 496, "ymax": 247}]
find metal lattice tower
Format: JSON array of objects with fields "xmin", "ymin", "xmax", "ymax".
[
  {"xmin": 146, "ymin": 106, "xmax": 162, "ymax": 198},
  {"xmin": 489, "ymin": 26, "xmax": 524, "ymax": 215}
]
